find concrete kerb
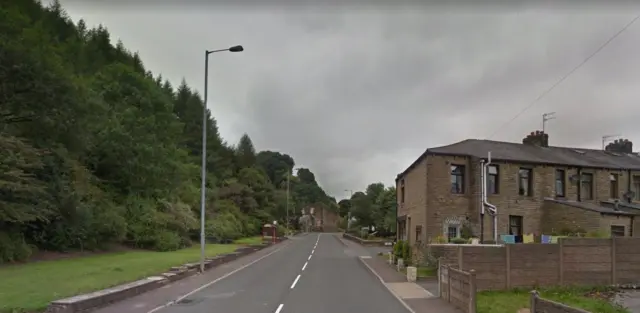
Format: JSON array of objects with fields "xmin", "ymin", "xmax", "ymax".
[
  {"xmin": 44, "ymin": 238, "xmax": 287, "ymax": 313},
  {"xmin": 334, "ymin": 233, "xmax": 348, "ymax": 246},
  {"xmin": 357, "ymin": 257, "xmax": 416, "ymax": 313}
]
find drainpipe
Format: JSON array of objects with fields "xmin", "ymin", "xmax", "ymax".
[
  {"xmin": 480, "ymin": 159, "xmax": 485, "ymax": 243},
  {"xmin": 483, "ymin": 152, "xmax": 498, "ymax": 242},
  {"xmin": 628, "ymin": 169, "xmax": 633, "ymax": 203},
  {"xmin": 577, "ymin": 168, "xmax": 582, "ymax": 201}
]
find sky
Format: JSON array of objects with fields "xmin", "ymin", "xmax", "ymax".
[{"xmin": 56, "ymin": 1, "xmax": 640, "ymax": 199}]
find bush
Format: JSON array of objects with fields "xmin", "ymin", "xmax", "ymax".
[
  {"xmin": 151, "ymin": 231, "xmax": 182, "ymax": 252},
  {"xmin": 0, "ymin": 231, "xmax": 33, "ymax": 263},
  {"xmin": 450, "ymin": 237, "xmax": 469, "ymax": 244}
]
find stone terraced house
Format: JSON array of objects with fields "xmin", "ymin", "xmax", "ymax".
[{"xmin": 396, "ymin": 131, "xmax": 640, "ymax": 245}]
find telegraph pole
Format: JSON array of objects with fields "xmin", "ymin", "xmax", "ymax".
[{"xmin": 344, "ymin": 189, "xmax": 353, "ymax": 232}]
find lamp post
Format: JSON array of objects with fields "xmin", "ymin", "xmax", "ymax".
[
  {"xmin": 200, "ymin": 45, "xmax": 243, "ymax": 274},
  {"xmin": 344, "ymin": 189, "xmax": 353, "ymax": 232},
  {"xmin": 286, "ymin": 168, "xmax": 290, "ymax": 236}
]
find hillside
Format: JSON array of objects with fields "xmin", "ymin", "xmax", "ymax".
[{"xmin": 0, "ymin": 0, "xmax": 338, "ymax": 263}]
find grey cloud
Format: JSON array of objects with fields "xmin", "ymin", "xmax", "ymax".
[{"xmin": 58, "ymin": 2, "xmax": 640, "ymax": 197}]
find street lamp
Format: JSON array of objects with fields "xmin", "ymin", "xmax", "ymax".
[
  {"xmin": 200, "ymin": 45, "xmax": 243, "ymax": 273},
  {"xmin": 344, "ymin": 189, "xmax": 353, "ymax": 232}
]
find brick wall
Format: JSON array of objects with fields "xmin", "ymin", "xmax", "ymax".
[{"xmin": 429, "ymin": 237, "xmax": 640, "ymax": 291}]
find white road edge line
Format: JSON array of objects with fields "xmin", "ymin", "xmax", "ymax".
[
  {"xmin": 290, "ymin": 274, "xmax": 301, "ymax": 289},
  {"xmin": 275, "ymin": 303, "xmax": 284, "ymax": 313},
  {"xmin": 358, "ymin": 257, "xmax": 416, "ymax": 313},
  {"xmin": 302, "ymin": 262, "xmax": 308, "ymax": 271},
  {"xmin": 146, "ymin": 241, "xmax": 292, "ymax": 313}
]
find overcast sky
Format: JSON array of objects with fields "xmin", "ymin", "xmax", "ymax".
[{"xmin": 57, "ymin": 2, "xmax": 640, "ymax": 199}]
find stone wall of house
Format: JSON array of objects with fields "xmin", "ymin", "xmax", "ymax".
[
  {"xmin": 401, "ymin": 153, "xmax": 640, "ymax": 241},
  {"xmin": 396, "ymin": 156, "xmax": 428, "ymax": 246}
]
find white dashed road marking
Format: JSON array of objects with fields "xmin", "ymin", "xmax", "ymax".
[
  {"xmin": 302, "ymin": 262, "xmax": 308, "ymax": 271},
  {"xmin": 290, "ymin": 274, "xmax": 301, "ymax": 289},
  {"xmin": 275, "ymin": 303, "xmax": 284, "ymax": 313}
]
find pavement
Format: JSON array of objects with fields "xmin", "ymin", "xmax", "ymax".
[{"xmin": 91, "ymin": 233, "xmax": 459, "ymax": 313}]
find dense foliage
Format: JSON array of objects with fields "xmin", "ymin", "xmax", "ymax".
[
  {"xmin": 338, "ymin": 183, "xmax": 396, "ymax": 235},
  {"xmin": 0, "ymin": 0, "xmax": 337, "ymax": 262}
]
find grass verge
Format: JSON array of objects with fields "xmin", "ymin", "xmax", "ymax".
[
  {"xmin": 0, "ymin": 243, "xmax": 242, "ymax": 313},
  {"xmin": 233, "ymin": 236, "xmax": 264, "ymax": 245},
  {"xmin": 477, "ymin": 287, "xmax": 628, "ymax": 313}
]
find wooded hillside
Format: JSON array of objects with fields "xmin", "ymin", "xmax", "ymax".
[{"xmin": 0, "ymin": 0, "xmax": 338, "ymax": 263}]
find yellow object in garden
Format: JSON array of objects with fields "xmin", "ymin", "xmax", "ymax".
[
  {"xmin": 550, "ymin": 236, "xmax": 567, "ymax": 243},
  {"xmin": 523, "ymin": 234, "xmax": 534, "ymax": 243}
]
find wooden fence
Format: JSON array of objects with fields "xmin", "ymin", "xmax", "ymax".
[
  {"xmin": 530, "ymin": 290, "xmax": 592, "ymax": 313},
  {"xmin": 439, "ymin": 263, "xmax": 477, "ymax": 313},
  {"xmin": 429, "ymin": 237, "xmax": 640, "ymax": 291}
]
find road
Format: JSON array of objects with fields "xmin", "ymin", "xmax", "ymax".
[{"xmin": 156, "ymin": 233, "xmax": 409, "ymax": 313}]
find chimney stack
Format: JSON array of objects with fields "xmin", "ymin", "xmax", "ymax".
[
  {"xmin": 522, "ymin": 130, "xmax": 549, "ymax": 148},
  {"xmin": 605, "ymin": 139, "xmax": 633, "ymax": 153}
]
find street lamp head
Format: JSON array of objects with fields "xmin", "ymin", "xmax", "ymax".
[{"xmin": 229, "ymin": 45, "xmax": 244, "ymax": 52}]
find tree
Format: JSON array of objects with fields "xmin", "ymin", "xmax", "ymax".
[
  {"xmin": 0, "ymin": 0, "xmax": 336, "ymax": 263},
  {"xmin": 346, "ymin": 183, "xmax": 397, "ymax": 233},
  {"xmin": 235, "ymin": 134, "xmax": 256, "ymax": 169}
]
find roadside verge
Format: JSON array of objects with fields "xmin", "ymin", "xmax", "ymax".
[{"xmin": 44, "ymin": 238, "xmax": 288, "ymax": 313}]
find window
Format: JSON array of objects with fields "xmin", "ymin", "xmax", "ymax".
[
  {"xmin": 610, "ymin": 174, "xmax": 619, "ymax": 199},
  {"xmin": 487, "ymin": 165, "xmax": 499, "ymax": 194},
  {"xmin": 400, "ymin": 180, "xmax": 405, "ymax": 203},
  {"xmin": 634, "ymin": 176, "xmax": 640, "ymax": 201},
  {"xmin": 450, "ymin": 165, "xmax": 465, "ymax": 194},
  {"xmin": 581, "ymin": 173, "xmax": 593, "ymax": 200},
  {"xmin": 554, "ymin": 169, "xmax": 565, "ymax": 197},
  {"xmin": 518, "ymin": 168, "xmax": 533, "ymax": 196},
  {"xmin": 415, "ymin": 225, "xmax": 422, "ymax": 243},
  {"xmin": 447, "ymin": 226, "xmax": 459, "ymax": 241},
  {"xmin": 508, "ymin": 215, "xmax": 523, "ymax": 236},
  {"xmin": 399, "ymin": 221, "xmax": 407, "ymax": 240},
  {"xmin": 611, "ymin": 225, "xmax": 625, "ymax": 237}
]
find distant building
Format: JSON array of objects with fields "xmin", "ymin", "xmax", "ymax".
[{"xmin": 396, "ymin": 131, "xmax": 640, "ymax": 246}]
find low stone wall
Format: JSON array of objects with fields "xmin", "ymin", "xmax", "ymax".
[
  {"xmin": 45, "ymin": 239, "xmax": 286, "ymax": 313},
  {"xmin": 530, "ymin": 290, "xmax": 592, "ymax": 313},
  {"xmin": 342, "ymin": 233, "xmax": 393, "ymax": 247}
]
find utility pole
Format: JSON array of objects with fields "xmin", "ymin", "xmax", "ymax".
[
  {"xmin": 286, "ymin": 169, "xmax": 290, "ymax": 236},
  {"xmin": 344, "ymin": 189, "xmax": 353, "ymax": 232},
  {"xmin": 542, "ymin": 112, "xmax": 555, "ymax": 133},
  {"xmin": 602, "ymin": 134, "xmax": 622, "ymax": 150}
]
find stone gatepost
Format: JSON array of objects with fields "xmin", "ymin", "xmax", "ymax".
[
  {"xmin": 397, "ymin": 258, "xmax": 405, "ymax": 271},
  {"xmin": 406, "ymin": 266, "xmax": 417, "ymax": 282}
]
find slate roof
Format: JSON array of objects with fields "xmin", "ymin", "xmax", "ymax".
[
  {"xmin": 601, "ymin": 200, "xmax": 640, "ymax": 211},
  {"xmin": 397, "ymin": 139, "xmax": 640, "ymax": 180},
  {"xmin": 546, "ymin": 198, "xmax": 638, "ymax": 216}
]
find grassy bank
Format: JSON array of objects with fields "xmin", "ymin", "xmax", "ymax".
[
  {"xmin": 0, "ymin": 243, "xmax": 243, "ymax": 313},
  {"xmin": 477, "ymin": 287, "xmax": 628, "ymax": 313}
]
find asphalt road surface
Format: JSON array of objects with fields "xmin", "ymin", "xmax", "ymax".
[{"xmin": 157, "ymin": 233, "xmax": 409, "ymax": 313}]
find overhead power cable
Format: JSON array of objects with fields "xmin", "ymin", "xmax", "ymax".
[{"xmin": 487, "ymin": 13, "xmax": 640, "ymax": 139}]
